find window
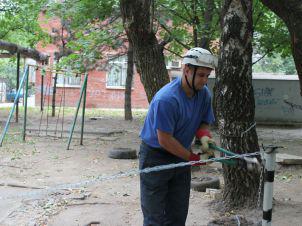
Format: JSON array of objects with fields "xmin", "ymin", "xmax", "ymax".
[
  {"xmin": 56, "ymin": 74, "xmax": 81, "ymax": 87},
  {"xmin": 53, "ymin": 62, "xmax": 81, "ymax": 88},
  {"xmin": 166, "ymin": 59, "xmax": 182, "ymax": 69},
  {"xmin": 106, "ymin": 55, "xmax": 127, "ymax": 88}
]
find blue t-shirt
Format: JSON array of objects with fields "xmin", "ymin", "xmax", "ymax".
[{"xmin": 140, "ymin": 77, "xmax": 215, "ymax": 149}]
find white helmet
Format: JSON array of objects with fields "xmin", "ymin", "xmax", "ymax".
[{"xmin": 182, "ymin": 47, "xmax": 217, "ymax": 69}]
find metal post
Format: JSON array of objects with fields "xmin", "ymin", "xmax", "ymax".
[
  {"xmin": 262, "ymin": 147, "xmax": 277, "ymax": 226},
  {"xmin": 67, "ymin": 74, "xmax": 88, "ymax": 150},
  {"xmin": 52, "ymin": 72, "xmax": 58, "ymax": 117},
  {"xmin": 15, "ymin": 52, "xmax": 20, "ymax": 122},
  {"xmin": 80, "ymin": 73, "xmax": 88, "ymax": 145},
  {"xmin": 22, "ymin": 67, "xmax": 29, "ymax": 141},
  {"xmin": 0, "ymin": 66, "xmax": 29, "ymax": 146},
  {"xmin": 41, "ymin": 69, "xmax": 44, "ymax": 111}
]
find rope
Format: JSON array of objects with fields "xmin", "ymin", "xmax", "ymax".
[
  {"xmin": 0, "ymin": 152, "xmax": 259, "ymax": 201},
  {"xmin": 219, "ymin": 122, "xmax": 256, "ymax": 138},
  {"xmin": 46, "ymin": 80, "xmax": 51, "ymax": 136},
  {"xmin": 54, "ymin": 89, "xmax": 63, "ymax": 135},
  {"xmin": 61, "ymin": 77, "xmax": 66, "ymax": 138},
  {"xmin": 241, "ymin": 122, "xmax": 256, "ymax": 138},
  {"xmin": 38, "ymin": 80, "xmax": 50, "ymax": 136}
]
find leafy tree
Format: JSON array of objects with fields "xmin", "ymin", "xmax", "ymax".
[
  {"xmin": 120, "ymin": 0, "xmax": 170, "ymax": 102},
  {"xmin": 259, "ymin": 0, "xmax": 302, "ymax": 95},
  {"xmin": 0, "ymin": 58, "xmax": 17, "ymax": 90},
  {"xmin": 150, "ymin": 0, "xmax": 295, "ymax": 77},
  {"xmin": 46, "ymin": 0, "xmax": 123, "ymax": 71},
  {"xmin": 0, "ymin": 0, "xmax": 50, "ymax": 100},
  {"xmin": 0, "ymin": 0, "xmax": 49, "ymax": 46},
  {"xmin": 253, "ymin": 54, "xmax": 296, "ymax": 75},
  {"xmin": 155, "ymin": 0, "xmax": 222, "ymax": 54},
  {"xmin": 253, "ymin": 0, "xmax": 291, "ymax": 58},
  {"xmin": 46, "ymin": 0, "xmax": 135, "ymax": 119}
]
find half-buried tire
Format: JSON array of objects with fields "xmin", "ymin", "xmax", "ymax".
[
  {"xmin": 191, "ymin": 176, "xmax": 220, "ymax": 192},
  {"xmin": 108, "ymin": 148, "xmax": 137, "ymax": 159}
]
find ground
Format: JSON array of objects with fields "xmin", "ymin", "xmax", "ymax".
[{"xmin": 0, "ymin": 108, "xmax": 301, "ymax": 226}]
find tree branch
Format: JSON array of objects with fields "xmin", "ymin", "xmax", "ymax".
[
  {"xmin": 252, "ymin": 43, "xmax": 282, "ymax": 65},
  {"xmin": 158, "ymin": 22, "xmax": 191, "ymax": 50},
  {"xmin": 253, "ymin": 11, "xmax": 264, "ymax": 31},
  {"xmin": 179, "ymin": 0, "xmax": 193, "ymax": 21},
  {"xmin": 0, "ymin": 52, "xmax": 13, "ymax": 58},
  {"xmin": 0, "ymin": 40, "xmax": 49, "ymax": 62},
  {"xmin": 252, "ymin": 52, "xmax": 268, "ymax": 65},
  {"xmin": 158, "ymin": 3, "xmax": 192, "ymax": 24},
  {"xmin": 163, "ymin": 47, "xmax": 183, "ymax": 58}
]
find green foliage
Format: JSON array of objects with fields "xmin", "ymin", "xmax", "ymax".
[
  {"xmin": 0, "ymin": 0, "xmax": 295, "ymax": 75},
  {"xmin": 0, "ymin": 58, "xmax": 18, "ymax": 89},
  {"xmin": 251, "ymin": 0, "xmax": 295, "ymax": 74},
  {"xmin": 0, "ymin": 0, "xmax": 50, "ymax": 46},
  {"xmin": 253, "ymin": 0, "xmax": 291, "ymax": 57},
  {"xmin": 46, "ymin": 0, "xmax": 123, "ymax": 71},
  {"xmin": 155, "ymin": 0, "xmax": 221, "ymax": 56},
  {"xmin": 253, "ymin": 54, "xmax": 296, "ymax": 75}
]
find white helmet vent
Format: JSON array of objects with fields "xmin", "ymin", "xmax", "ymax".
[{"xmin": 182, "ymin": 47, "xmax": 217, "ymax": 69}]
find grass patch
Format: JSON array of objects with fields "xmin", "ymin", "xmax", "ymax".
[{"xmin": 0, "ymin": 107, "xmax": 147, "ymax": 120}]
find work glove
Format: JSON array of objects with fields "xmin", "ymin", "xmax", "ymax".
[
  {"xmin": 189, "ymin": 153, "xmax": 205, "ymax": 166},
  {"xmin": 196, "ymin": 129, "xmax": 216, "ymax": 156},
  {"xmin": 189, "ymin": 152, "xmax": 215, "ymax": 166}
]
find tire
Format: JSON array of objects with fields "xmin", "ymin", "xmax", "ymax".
[
  {"xmin": 207, "ymin": 215, "xmax": 253, "ymax": 226},
  {"xmin": 108, "ymin": 148, "xmax": 137, "ymax": 159},
  {"xmin": 191, "ymin": 176, "xmax": 220, "ymax": 192}
]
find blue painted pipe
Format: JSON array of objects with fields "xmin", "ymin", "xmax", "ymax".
[{"xmin": 0, "ymin": 66, "xmax": 29, "ymax": 146}]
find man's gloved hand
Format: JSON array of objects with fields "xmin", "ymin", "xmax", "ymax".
[
  {"xmin": 189, "ymin": 153, "xmax": 205, "ymax": 166},
  {"xmin": 189, "ymin": 152, "xmax": 216, "ymax": 166},
  {"xmin": 196, "ymin": 129, "xmax": 216, "ymax": 154}
]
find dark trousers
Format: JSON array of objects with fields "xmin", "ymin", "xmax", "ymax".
[{"xmin": 139, "ymin": 142, "xmax": 191, "ymax": 226}]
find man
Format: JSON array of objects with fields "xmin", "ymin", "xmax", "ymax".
[{"xmin": 139, "ymin": 47, "xmax": 217, "ymax": 226}]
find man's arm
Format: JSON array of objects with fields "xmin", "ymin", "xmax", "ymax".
[
  {"xmin": 157, "ymin": 129, "xmax": 191, "ymax": 161},
  {"xmin": 196, "ymin": 122, "xmax": 215, "ymax": 153}
]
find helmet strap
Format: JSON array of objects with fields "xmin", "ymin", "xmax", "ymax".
[{"xmin": 185, "ymin": 66, "xmax": 198, "ymax": 96}]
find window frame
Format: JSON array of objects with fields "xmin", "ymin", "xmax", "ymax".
[{"xmin": 106, "ymin": 55, "xmax": 128, "ymax": 89}]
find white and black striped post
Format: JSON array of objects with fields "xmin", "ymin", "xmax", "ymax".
[{"xmin": 262, "ymin": 148, "xmax": 277, "ymax": 226}]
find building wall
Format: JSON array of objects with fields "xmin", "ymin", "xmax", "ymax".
[
  {"xmin": 207, "ymin": 74, "xmax": 302, "ymax": 124},
  {"xmin": 34, "ymin": 66, "xmax": 149, "ymax": 109}
]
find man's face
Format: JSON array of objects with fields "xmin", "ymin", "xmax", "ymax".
[{"xmin": 184, "ymin": 65, "xmax": 212, "ymax": 90}]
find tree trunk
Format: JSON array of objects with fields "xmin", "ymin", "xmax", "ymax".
[
  {"xmin": 125, "ymin": 41, "xmax": 134, "ymax": 121},
  {"xmin": 214, "ymin": 0, "xmax": 260, "ymax": 209},
  {"xmin": 260, "ymin": 0, "xmax": 302, "ymax": 96},
  {"xmin": 192, "ymin": 0, "xmax": 198, "ymax": 47},
  {"xmin": 200, "ymin": 0, "xmax": 215, "ymax": 49},
  {"xmin": 120, "ymin": 0, "xmax": 170, "ymax": 102}
]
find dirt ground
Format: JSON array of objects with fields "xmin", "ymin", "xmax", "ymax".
[{"xmin": 0, "ymin": 110, "xmax": 301, "ymax": 226}]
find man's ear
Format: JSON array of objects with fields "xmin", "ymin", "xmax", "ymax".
[{"xmin": 183, "ymin": 65, "xmax": 191, "ymax": 76}]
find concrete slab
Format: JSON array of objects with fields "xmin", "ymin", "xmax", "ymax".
[{"xmin": 276, "ymin": 153, "xmax": 302, "ymax": 165}]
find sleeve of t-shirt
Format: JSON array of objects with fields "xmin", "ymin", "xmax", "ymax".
[
  {"xmin": 202, "ymin": 98, "xmax": 215, "ymax": 124},
  {"xmin": 152, "ymin": 99, "xmax": 176, "ymax": 134}
]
